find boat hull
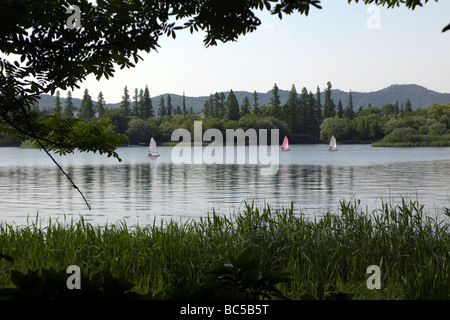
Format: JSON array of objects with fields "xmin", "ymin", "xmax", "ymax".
[{"xmin": 147, "ymin": 154, "xmax": 160, "ymax": 158}]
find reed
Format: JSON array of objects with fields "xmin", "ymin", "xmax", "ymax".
[{"xmin": 1, "ymin": 199, "xmax": 449, "ymax": 299}]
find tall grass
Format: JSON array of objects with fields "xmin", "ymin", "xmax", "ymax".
[{"xmin": 1, "ymin": 199, "xmax": 449, "ymax": 299}]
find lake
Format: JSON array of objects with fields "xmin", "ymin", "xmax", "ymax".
[{"xmin": 0, "ymin": 145, "xmax": 449, "ymax": 226}]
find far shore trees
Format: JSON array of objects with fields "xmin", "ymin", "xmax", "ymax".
[{"xmin": 47, "ymin": 83, "xmax": 449, "ymax": 147}]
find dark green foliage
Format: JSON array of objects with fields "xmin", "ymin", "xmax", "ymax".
[
  {"xmin": 284, "ymin": 84, "xmax": 299, "ymax": 133},
  {"xmin": 96, "ymin": 92, "xmax": 105, "ymax": 119},
  {"xmin": 226, "ymin": 90, "xmax": 240, "ymax": 121},
  {"xmin": 204, "ymin": 246, "xmax": 292, "ymax": 300},
  {"xmin": 120, "ymin": 86, "xmax": 131, "ymax": 117},
  {"xmin": 240, "ymin": 96, "xmax": 251, "ymax": 117},
  {"xmin": 78, "ymin": 89, "xmax": 95, "ymax": 121},
  {"xmin": 125, "ymin": 118, "xmax": 157, "ymax": 145},
  {"xmin": 269, "ymin": 83, "xmax": 281, "ymax": 119},
  {"xmin": 9, "ymin": 112, "xmax": 128, "ymax": 160},
  {"xmin": 165, "ymin": 246, "xmax": 292, "ymax": 300},
  {"xmin": 159, "ymin": 96, "xmax": 167, "ymax": 117},
  {"xmin": 323, "ymin": 81, "xmax": 336, "ymax": 119},
  {"xmin": 0, "ymin": 268, "xmax": 142, "ymax": 300},
  {"xmin": 348, "ymin": 0, "xmax": 437, "ymax": 10},
  {"xmin": 337, "ymin": 100, "xmax": 344, "ymax": 118},
  {"xmin": 0, "ymin": 245, "xmax": 291, "ymax": 300},
  {"xmin": 167, "ymin": 94, "xmax": 173, "ymax": 117},
  {"xmin": 382, "ymin": 127, "xmax": 418, "ymax": 143},
  {"xmin": 63, "ymin": 91, "xmax": 75, "ymax": 119},
  {"xmin": 0, "ymin": 253, "xmax": 13, "ymax": 263},
  {"xmin": 53, "ymin": 91, "xmax": 62, "ymax": 114},
  {"xmin": 346, "ymin": 91, "xmax": 355, "ymax": 119},
  {"xmin": 143, "ymin": 86, "xmax": 154, "ymax": 119}
]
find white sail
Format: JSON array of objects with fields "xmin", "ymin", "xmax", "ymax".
[
  {"xmin": 330, "ymin": 135, "xmax": 337, "ymax": 148},
  {"xmin": 329, "ymin": 135, "xmax": 338, "ymax": 151},
  {"xmin": 147, "ymin": 137, "xmax": 160, "ymax": 158},
  {"xmin": 149, "ymin": 137, "xmax": 158, "ymax": 154}
]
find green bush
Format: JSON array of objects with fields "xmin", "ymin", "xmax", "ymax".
[{"xmin": 382, "ymin": 127, "xmax": 418, "ymax": 143}]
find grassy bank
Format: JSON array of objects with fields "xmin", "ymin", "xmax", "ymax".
[
  {"xmin": 372, "ymin": 134, "xmax": 450, "ymax": 147},
  {"xmin": 1, "ymin": 199, "xmax": 449, "ymax": 300}
]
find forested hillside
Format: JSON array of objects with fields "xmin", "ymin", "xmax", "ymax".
[{"xmin": 36, "ymin": 84, "xmax": 450, "ymax": 114}]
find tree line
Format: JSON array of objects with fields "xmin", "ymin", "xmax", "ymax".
[{"xmin": 40, "ymin": 82, "xmax": 450, "ymax": 146}]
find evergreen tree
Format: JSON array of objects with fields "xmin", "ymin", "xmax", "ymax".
[
  {"xmin": 213, "ymin": 92, "xmax": 226, "ymax": 119},
  {"xmin": 316, "ymin": 86, "xmax": 321, "ymax": 111},
  {"xmin": 79, "ymin": 88, "xmax": 95, "ymax": 120},
  {"xmin": 132, "ymin": 88, "xmax": 141, "ymax": 117},
  {"xmin": 139, "ymin": 89, "xmax": 144, "ymax": 117},
  {"xmin": 189, "ymin": 107, "xmax": 194, "ymax": 114},
  {"xmin": 285, "ymin": 84, "xmax": 299, "ymax": 133},
  {"xmin": 314, "ymin": 86, "xmax": 322, "ymax": 128},
  {"xmin": 167, "ymin": 94, "xmax": 173, "ymax": 117},
  {"xmin": 405, "ymin": 99, "xmax": 412, "ymax": 113},
  {"xmin": 226, "ymin": 89, "xmax": 240, "ymax": 121},
  {"xmin": 394, "ymin": 101, "xmax": 399, "ymax": 115},
  {"xmin": 209, "ymin": 93, "xmax": 216, "ymax": 118},
  {"xmin": 337, "ymin": 100, "xmax": 344, "ymax": 118},
  {"xmin": 252, "ymin": 90, "xmax": 260, "ymax": 116},
  {"xmin": 175, "ymin": 105, "xmax": 182, "ymax": 115},
  {"xmin": 323, "ymin": 81, "xmax": 336, "ymax": 119},
  {"xmin": 220, "ymin": 93, "xmax": 226, "ymax": 118},
  {"xmin": 158, "ymin": 96, "xmax": 167, "ymax": 116},
  {"xmin": 308, "ymin": 91, "xmax": 321, "ymax": 136},
  {"xmin": 269, "ymin": 83, "xmax": 281, "ymax": 118},
  {"xmin": 299, "ymin": 87, "xmax": 309, "ymax": 133},
  {"xmin": 203, "ymin": 95, "xmax": 212, "ymax": 117},
  {"xmin": 53, "ymin": 90, "xmax": 62, "ymax": 113},
  {"xmin": 64, "ymin": 91, "xmax": 74, "ymax": 119},
  {"xmin": 182, "ymin": 91, "xmax": 187, "ymax": 116},
  {"xmin": 346, "ymin": 90, "xmax": 355, "ymax": 119},
  {"xmin": 96, "ymin": 91, "xmax": 105, "ymax": 119},
  {"xmin": 120, "ymin": 86, "xmax": 131, "ymax": 116},
  {"xmin": 240, "ymin": 96, "xmax": 251, "ymax": 117},
  {"xmin": 143, "ymin": 85, "xmax": 153, "ymax": 118}
]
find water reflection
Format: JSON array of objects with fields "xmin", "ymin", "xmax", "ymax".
[{"xmin": 0, "ymin": 146, "xmax": 449, "ymax": 226}]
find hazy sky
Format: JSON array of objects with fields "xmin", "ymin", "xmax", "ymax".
[{"xmin": 67, "ymin": 1, "xmax": 450, "ymax": 102}]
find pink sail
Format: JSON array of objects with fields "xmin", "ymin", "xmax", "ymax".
[{"xmin": 281, "ymin": 136, "xmax": 289, "ymax": 151}]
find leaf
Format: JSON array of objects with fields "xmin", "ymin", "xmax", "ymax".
[{"xmin": 0, "ymin": 253, "xmax": 14, "ymax": 262}]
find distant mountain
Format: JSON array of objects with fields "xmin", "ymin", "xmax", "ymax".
[
  {"xmin": 329, "ymin": 84, "xmax": 450, "ymax": 111},
  {"xmin": 36, "ymin": 84, "xmax": 450, "ymax": 114}
]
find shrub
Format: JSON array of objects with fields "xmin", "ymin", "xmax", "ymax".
[
  {"xmin": 382, "ymin": 127, "xmax": 418, "ymax": 143},
  {"xmin": 428, "ymin": 122, "xmax": 447, "ymax": 135}
]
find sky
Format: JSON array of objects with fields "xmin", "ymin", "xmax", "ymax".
[{"xmin": 66, "ymin": 0, "xmax": 450, "ymax": 102}]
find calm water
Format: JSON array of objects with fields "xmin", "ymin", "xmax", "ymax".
[{"xmin": 0, "ymin": 145, "xmax": 449, "ymax": 226}]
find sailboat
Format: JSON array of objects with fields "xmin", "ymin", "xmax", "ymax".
[
  {"xmin": 146, "ymin": 137, "xmax": 160, "ymax": 158},
  {"xmin": 281, "ymin": 136, "xmax": 290, "ymax": 151},
  {"xmin": 328, "ymin": 135, "xmax": 338, "ymax": 151}
]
